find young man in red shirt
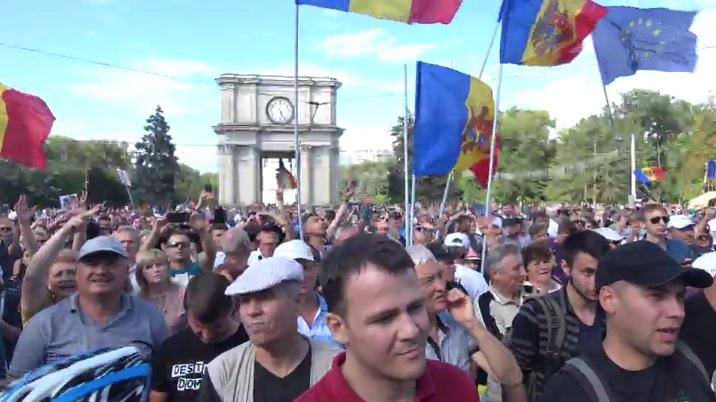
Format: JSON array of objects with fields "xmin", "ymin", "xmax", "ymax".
[{"xmin": 296, "ymin": 233, "xmax": 480, "ymax": 402}]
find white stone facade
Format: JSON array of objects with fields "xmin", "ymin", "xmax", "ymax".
[{"xmin": 214, "ymin": 74, "xmax": 343, "ymax": 206}]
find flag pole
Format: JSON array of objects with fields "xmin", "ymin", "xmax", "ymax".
[
  {"xmin": 438, "ymin": 13, "xmax": 501, "ymax": 220},
  {"xmin": 294, "ymin": 3, "xmax": 303, "ymax": 239},
  {"xmin": 403, "ymin": 64, "xmax": 411, "ymax": 244},
  {"xmin": 480, "ymin": 63, "xmax": 503, "ymax": 272},
  {"xmin": 410, "ymin": 174, "xmax": 417, "ymax": 245},
  {"xmin": 594, "ymin": 40, "xmax": 636, "ymax": 206}
]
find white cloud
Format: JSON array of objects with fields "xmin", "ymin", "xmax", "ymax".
[
  {"xmin": 322, "ymin": 28, "xmax": 435, "ymax": 63},
  {"xmin": 67, "ymin": 58, "xmax": 218, "ymax": 116},
  {"xmin": 339, "ymin": 124, "xmax": 394, "ymax": 153}
]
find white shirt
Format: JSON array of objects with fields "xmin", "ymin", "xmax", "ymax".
[
  {"xmin": 214, "ymin": 251, "xmax": 226, "ymax": 268},
  {"xmin": 455, "ymin": 264, "xmax": 489, "ymax": 300}
]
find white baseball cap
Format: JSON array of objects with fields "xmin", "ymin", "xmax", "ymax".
[
  {"xmin": 668, "ymin": 215, "xmax": 694, "ymax": 230},
  {"xmin": 692, "ymin": 252, "xmax": 716, "ymax": 278},
  {"xmin": 274, "ymin": 240, "xmax": 314, "ymax": 262},
  {"xmin": 592, "ymin": 227, "xmax": 624, "ymax": 242},
  {"xmin": 225, "ymin": 256, "xmax": 304, "ymax": 296},
  {"xmin": 444, "ymin": 233, "xmax": 470, "ymax": 251}
]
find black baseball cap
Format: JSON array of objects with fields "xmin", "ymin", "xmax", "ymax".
[
  {"xmin": 426, "ymin": 242, "xmax": 462, "ymax": 261},
  {"xmin": 596, "ymin": 241, "xmax": 713, "ymax": 290}
]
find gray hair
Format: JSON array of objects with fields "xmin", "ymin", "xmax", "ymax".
[
  {"xmin": 114, "ymin": 225, "xmax": 140, "ymax": 238},
  {"xmin": 221, "ymin": 228, "xmax": 251, "ymax": 255},
  {"xmin": 485, "ymin": 243, "xmax": 522, "ymax": 277},
  {"xmin": 405, "ymin": 245, "xmax": 437, "ymax": 266}
]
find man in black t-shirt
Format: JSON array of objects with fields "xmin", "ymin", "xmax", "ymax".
[
  {"xmin": 150, "ymin": 272, "xmax": 248, "ymax": 402},
  {"xmin": 541, "ymin": 242, "xmax": 715, "ymax": 402},
  {"xmin": 681, "ymin": 252, "xmax": 716, "ymax": 379}
]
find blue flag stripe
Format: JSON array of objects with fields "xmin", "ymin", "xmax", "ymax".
[
  {"xmin": 296, "ymin": 0, "xmax": 349, "ymax": 11},
  {"xmin": 499, "ymin": 0, "xmax": 542, "ymax": 64},
  {"xmin": 413, "ymin": 62, "xmax": 470, "ymax": 177}
]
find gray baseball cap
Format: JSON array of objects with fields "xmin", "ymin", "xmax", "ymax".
[{"xmin": 78, "ymin": 236, "xmax": 129, "ymax": 261}]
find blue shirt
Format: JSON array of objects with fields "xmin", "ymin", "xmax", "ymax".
[
  {"xmin": 9, "ymin": 293, "xmax": 168, "ymax": 378},
  {"xmin": 425, "ymin": 311, "xmax": 478, "ymax": 374},
  {"xmin": 169, "ymin": 262, "xmax": 202, "ymax": 287},
  {"xmin": 297, "ymin": 294, "xmax": 341, "ymax": 348},
  {"xmin": 666, "ymin": 239, "xmax": 694, "ymax": 264}
]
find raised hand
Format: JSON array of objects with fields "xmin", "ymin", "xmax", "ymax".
[{"xmin": 14, "ymin": 195, "xmax": 35, "ymax": 225}]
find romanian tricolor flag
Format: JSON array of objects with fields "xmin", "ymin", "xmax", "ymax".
[
  {"xmin": 276, "ymin": 159, "xmax": 298, "ymax": 190},
  {"xmin": 413, "ymin": 62, "xmax": 499, "ymax": 188},
  {"xmin": 635, "ymin": 166, "xmax": 666, "ymax": 186},
  {"xmin": 296, "ymin": 0, "xmax": 463, "ymax": 24},
  {"xmin": 0, "ymin": 84, "xmax": 54, "ymax": 170},
  {"xmin": 500, "ymin": 0, "xmax": 608, "ymax": 66}
]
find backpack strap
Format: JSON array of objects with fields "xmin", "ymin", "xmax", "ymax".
[
  {"xmin": 564, "ymin": 357, "xmax": 611, "ymax": 402},
  {"xmin": 535, "ymin": 295, "xmax": 567, "ymax": 361},
  {"xmin": 675, "ymin": 341, "xmax": 710, "ymax": 384}
]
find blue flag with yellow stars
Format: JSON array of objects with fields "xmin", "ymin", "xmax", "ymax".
[{"xmin": 593, "ymin": 6, "xmax": 698, "ymax": 85}]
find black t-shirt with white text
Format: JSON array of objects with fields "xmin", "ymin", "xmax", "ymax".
[
  {"xmin": 150, "ymin": 325, "xmax": 249, "ymax": 402},
  {"xmin": 540, "ymin": 344, "xmax": 716, "ymax": 402}
]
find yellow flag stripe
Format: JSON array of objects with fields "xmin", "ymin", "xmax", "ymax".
[
  {"xmin": 0, "ymin": 84, "xmax": 9, "ymax": 152},
  {"xmin": 454, "ymin": 77, "xmax": 495, "ymax": 172},
  {"xmin": 349, "ymin": 0, "xmax": 412, "ymax": 22}
]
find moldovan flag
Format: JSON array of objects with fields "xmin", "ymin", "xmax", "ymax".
[
  {"xmin": 296, "ymin": 0, "xmax": 463, "ymax": 24},
  {"xmin": 413, "ymin": 62, "xmax": 499, "ymax": 188},
  {"xmin": 0, "ymin": 84, "xmax": 54, "ymax": 170},
  {"xmin": 500, "ymin": 0, "xmax": 608, "ymax": 66}
]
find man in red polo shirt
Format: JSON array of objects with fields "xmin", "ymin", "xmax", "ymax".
[{"xmin": 296, "ymin": 233, "xmax": 479, "ymax": 402}]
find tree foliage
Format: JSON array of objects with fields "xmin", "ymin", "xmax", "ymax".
[
  {"xmin": 356, "ymin": 89, "xmax": 716, "ymax": 206},
  {"xmin": 133, "ymin": 106, "xmax": 180, "ymax": 207}
]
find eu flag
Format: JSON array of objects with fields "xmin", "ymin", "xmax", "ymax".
[{"xmin": 593, "ymin": 7, "xmax": 698, "ymax": 85}]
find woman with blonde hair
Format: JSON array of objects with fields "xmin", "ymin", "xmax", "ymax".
[{"xmin": 135, "ymin": 249, "xmax": 186, "ymax": 335}]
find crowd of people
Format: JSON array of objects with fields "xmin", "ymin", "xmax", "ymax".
[{"xmin": 0, "ymin": 185, "xmax": 714, "ymax": 402}]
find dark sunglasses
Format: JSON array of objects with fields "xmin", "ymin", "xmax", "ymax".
[
  {"xmin": 0, "ymin": 227, "xmax": 12, "ymax": 232},
  {"xmin": 415, "ymin": 227, "xmax": 434, "ymax": 232},
  {"xmin": 649, "ymin": 216, "xmax": 670, "ymax": 224},
  {"xmin": 167, "ymin": 241, "xmax": 190, "ymax": 249}
]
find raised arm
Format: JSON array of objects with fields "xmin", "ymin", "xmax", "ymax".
[
  {"xmin": 14, "ymin": 195, "xmax": 38, "ymax": 255},
  {"xmin": 21, "ymin": 211, "xmax": 91, "ymax": 319},
  {"xmin": 140, "ymin": 217, "xmax": 169, "ymax": 251},
  {"xmin": 192, "ymin": 213, "xmax": 216, "ymax": 272},
  {"xmin": 275, "ymin": 189, "xmax": 295, "ymax": 241},
  {"xmin": 326, "ymin": 184, "xmax": 355, "ymax": 241}
]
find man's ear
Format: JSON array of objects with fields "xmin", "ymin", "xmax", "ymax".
[
  {"xmin": 326, "ymin": 312, "xmax": 349, "ymax": 346},
  {"xmin": 599, "ymin": 285, "xmax": 618, "ymax": 315},
  {"xmin": 560, "ymin": 259, "xmax": 570, "ymax": 279}
]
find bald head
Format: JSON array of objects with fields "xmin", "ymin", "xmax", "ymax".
[{"xmin": 221, "ymin": 228, "xmax": 251, "ymax": 256}]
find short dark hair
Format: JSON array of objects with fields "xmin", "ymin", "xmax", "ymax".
[
  {"xmin": 528, "ymin": 222, "xmax": 548, "ymax": 237},
  {"xmin": 184, "ymin": 272, "xmax": 233, "ymax": 323},
  {"xmin": 320, "ymin": 233, "xmax": 414, "ymax": 315},
  {"xmin": 211, "ymin": 223, "xmax": 228, "ymax": 231},
  {"xmin": 557, "ymin": 219, "xmax": 578, "ymax": 236},
  {"xmin": 563, "ymin": 231, "xmax": 610, "ymax": 268},
  {"xmin": 521, "ymin": 242, "xmax": 553, "ymax": 269}
]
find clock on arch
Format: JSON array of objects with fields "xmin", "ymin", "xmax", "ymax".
[{"xmin": 266, "ymin": 96, "xmax": 295, "ymax": 124}]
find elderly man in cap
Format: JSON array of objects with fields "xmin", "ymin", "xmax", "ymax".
[
  {"xmin": 274, "ymin": 240, "xmax": 338, "ymax": 347},
  {"xmin": 444, "ymin": 232, "xmax": 489, "ymax": 301},
  {"xmin": 198, "ymin": 257, "xmax": 339, "ymax": 402},
  {"xmin": 8, "ymin": 236, "xmax": 168, "ymax": 379},
  {"xmin": 541, "ymin": 241, "xmax": 715, "ymax": 401}
]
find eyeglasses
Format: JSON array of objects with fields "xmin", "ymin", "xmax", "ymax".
[
  {"xmin": 0, "ymin": 227, "xmax": 12, "ymax": 232},
  {"xmin": 697, "ymin": 235, "xmax": 711, "ymax": 241},
  {"xmin": 167, "ymin": 241, "xmax": 190, "ymax": 249},
  {"xmin": 649, "ymin": 216, "xmax": 670, "ymax": 225}
]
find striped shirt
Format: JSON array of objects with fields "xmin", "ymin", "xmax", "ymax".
[{"xmin": 505, "ymin": 287, "xmax": 604, "ymax": 402}]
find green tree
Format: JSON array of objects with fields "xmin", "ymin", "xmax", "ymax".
[
  {"xmin": 133, "ymin": 106, "xmax": 180, "ymax": 206},
  {"xmin": 387, "ymin": 115, "xmax": 460, "ymax": 204},
  {"xmin": 175, "ymin": 163, "xmax": 219, "ymax": 203}
]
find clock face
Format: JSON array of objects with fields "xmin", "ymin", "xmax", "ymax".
[{"xmin": 266, "ymin": 97, "xmax": 295, "ymax": 124}]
